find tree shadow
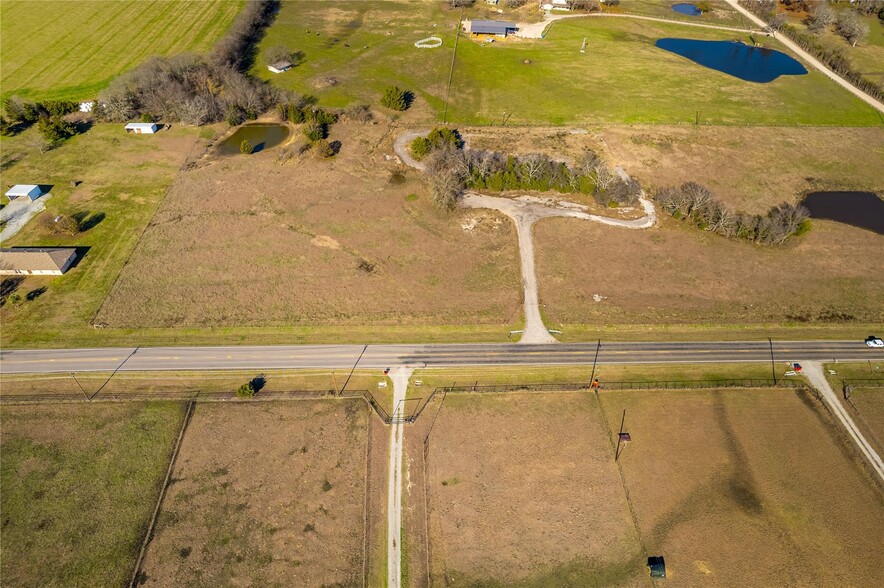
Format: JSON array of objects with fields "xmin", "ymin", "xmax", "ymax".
[
  {"xmin": 250, "ymin": 374, "xmax": 267, "ymax": 393},
  {"xmin": 73, "ymin": 120, "xmax": 94, "ymax": 135},
  {"xmin": 71, "ymin": 211, "xmax": 105, "ymax": 232},
  {"xmin": 328, "ymin": 140, "xmax": 342, "ymax": 156},
  {"xmin": 291, "ymin": 50, "xmax": 306, "ymax": 66},
  {"xmin": 26, "ymin": 286, "xmax": 47, "ymax": 301},
  {"xmin": 0, "ymin": 277, "xmax": 24, "ymax": 305},
  {"xmin": 403, "ymin": 91, "xmax": 416, "ymax": 110}
]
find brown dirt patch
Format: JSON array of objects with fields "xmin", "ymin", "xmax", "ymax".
[
  {"xmin": 139, "ymin": 399, "xmax": 370, "ymax": 587},
  {"xmin": 535, "ymin": 215, "xmax": 884, "ymax": 326},
  {"xmin": 97, "ymin": 121, "xmax": 520, "ymax": 329},
  {"xmin": 418, "ymin": 392, "xmax": 645, "ymax": 586},
  {"xmin": 598, "ymin": 388, "xmax": 884, "ymax": 586}
]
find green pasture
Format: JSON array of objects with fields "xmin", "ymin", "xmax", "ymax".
[
  {"xmin": 0, "ymin": 402, "xmax": 185, "ymax": 586},
  {"xmin": 0, "ymin": 0, "xmax": 243, "ymax": 102},
  {"xmin": 258, "ymin": 1, "xmax": 881, "ymax": 126}
]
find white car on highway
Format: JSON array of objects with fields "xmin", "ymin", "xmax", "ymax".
[{"xmin": 866, "ymin": 336, "xmax": 884, "ymax": 348}]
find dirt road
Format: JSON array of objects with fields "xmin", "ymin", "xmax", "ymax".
[
  {"xmin": 393, "ymin": 132, "xmax": 656, "ymax": 345},
  {"xmin": 387, "ymin": 366, "xmax": 413, "ymax": 588},
  {"xmin": 514, "ymin": 10, "xmax": 761, "ymax": 39},
  {"xmin": 723, "ymin": 0, "xmax": 884, "ymax": 114},
  {"xmin": 803, "ymin": 361, "xmax": 884, "ymax": 482}
]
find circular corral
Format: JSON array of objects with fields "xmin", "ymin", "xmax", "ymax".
[{"xmin": 414, "ymin": 36, "xmax": 443, "ymax": 49}]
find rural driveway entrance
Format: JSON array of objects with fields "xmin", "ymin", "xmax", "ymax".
[
  {"xmin": 387, "ymin": 366, "xmax": 413, "ymax": 588},
  {"xmin": 393, "ymin": 132, "xmax": 656, "ymax": 345}
]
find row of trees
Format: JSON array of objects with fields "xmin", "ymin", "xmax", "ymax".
[
  {"xmin": 1, "ymin": 97, "xmax": 81, "ymax": 150},
  {"xmin": 655, "ymin": 182, "xmax": 810, "ymax": 245},
  {"xmin": 418, "ymin": 130, "xmax": 641, "ymax": 210},
  {"xmin": 96, "ymin": 0, "xmax": 281, "ymax": 125},
  {"xmin": 743, "ymin": 1, "xmax": 882, "ymax": 101}
]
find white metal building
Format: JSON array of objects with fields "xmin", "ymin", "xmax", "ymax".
[
  {"xmin": 5, "ymin": 184, "xmax": 43, "ymax": 202},
  {"xmin": 124, "ymin": 122, "xmax": 158, "ymax": 134}
]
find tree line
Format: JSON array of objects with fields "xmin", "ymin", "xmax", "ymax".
[
  {"xmin": 95, "ymin": 0, "xmax": 282, "ymax": 126},
  {"xmin": 655, "ymin": 182, "xmax": 811, "ymax": 245},
  {"xmin": 742, "ymin": 0, "xmax": 882, "ymax": 102},
  {"xmin": 1, "ymin": 98, "xmax": 81, "ymax": 150},
  {"xmin": 417, "ymin": 128, "xmax": 642, "ymax": 210}
]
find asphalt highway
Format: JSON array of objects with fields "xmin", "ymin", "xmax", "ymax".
[{"xmin": 1, "ymin": 340, "xmax": 881, "ymax": 374}]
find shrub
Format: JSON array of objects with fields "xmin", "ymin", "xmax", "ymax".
[
  {"xmin": 313, "ymin": 138, "xmax": 336, "ymax": 158},
  {"xmin": 303, "ymin": 122, "xmax": 325, "ymax": 142},
  {"xmin": 140, "ymin": 112, "xmax": 156, "ymax": 123},
  {"xmin": 236, "ymin": 382, "xmax": 256, "ymax": 398},
  {"xmin": 240, "ymin": 139, "xmax": 253, "ymax": 154},
  {"xmin": 345, "ymin": 103, "xmax": 373, "ymax": 124},
  {"xmin": 381, "ymin": 86, "xmax": 410, "ymax": 111},
  {"xmin": 411, "ymin": 136, "xmax": 431, "ymax": 160},
  {"xmin": 37, "ymin": 115, "xmax": 77, "ymax": 144}
]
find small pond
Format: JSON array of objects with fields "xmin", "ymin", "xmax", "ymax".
[
  {"xmin": 800, "ymin": 191, "xmax": 884, "ymax": 235},
  {"xmin": 217, "ymin": 123, "xmax": 291, "ymax": 155},
  {"xmin": 655, "ymin": 38, "xmax": 808, "ymax": 82},
  {"xmin": 672, "ymin": 3, "xmax": 702, "ymax": 17}
]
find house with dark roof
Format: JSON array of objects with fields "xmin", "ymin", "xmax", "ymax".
[
  {"xmin": 0, "ymin": 247, "xmax": 78, "ymax": 275},
  {"xmin": 468, "ymin": 20, "xmax": 517, "ymax": 37}
]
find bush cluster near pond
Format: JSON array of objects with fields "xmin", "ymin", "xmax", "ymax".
[{"xmin": 0, "ymin": 0, "xmax": 244, "ymax": 102}]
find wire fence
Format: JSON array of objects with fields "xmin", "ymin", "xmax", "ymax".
[
  {"xmin": 433, "ymin": 378, "xmax": 800, "ymax": 394},
  {"xmin": 841, "ymin": 379, "xmax": 884, "ymax": 390}
]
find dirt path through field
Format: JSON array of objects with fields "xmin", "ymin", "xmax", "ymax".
[
  {"xmin": 514, "ymin": 10, "xmax": 761, "ymax": 39},
  {"xmin": 804, "ymin": 361, "xmax": 884, "ymax": 481},
  {"xmin": 393, "ymin": 132, "xmax": 656, "ymax": 344},
  {"xmin": 387, "ymin": 366, "xmax": 413, "ymax": 588},
  {"xmin": 723, "ymin": 0, "xmax": 884, "ymax": 114}
]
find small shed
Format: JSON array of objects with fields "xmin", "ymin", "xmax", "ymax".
[
  {"xmin": 648, "ymin": 556, "xmax": 666, "ymax": 578},
  {"xmin": 469, "ymin": 20, "xmax": 517, "ymax": 37},
  {"xmin": 5, "ymin": 184, "xmax": 43, "ymax": 202},
  {"xmin": 267, "ymin": 61, "xmax": 293, "ymax": 74},
  {"xmin": 124, "ymin": 122, "xmax": 158, "ymax": 134},
  {"xmin": 0, "ymin": 247, "xmax": 78, "ymax": 276}
]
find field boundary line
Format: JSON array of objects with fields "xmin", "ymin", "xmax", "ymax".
[
  {"xmin": 592, "ymin": 390, "xmax": 653, "ymax": 585},
  {"xmin": 128, "ymin": 399, "xmax": 195, "ymax": 588},
  {"xmin": 361, "ymin": 406, "xmax": 372, "ymax": 588},
  {"xmin": 442, "ymin": 9, "xmax": 463, "ymax": 124}
]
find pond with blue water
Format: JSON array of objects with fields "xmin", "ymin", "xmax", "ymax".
[
  {"xmin": 655, "ymin": 38, "xmax": 808, "ymax": 83},
  {"xmin": 672, "ymin": 3, "xmax": 702, "ymax": 16}
]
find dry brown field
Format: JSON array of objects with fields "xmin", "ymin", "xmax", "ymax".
[
  {"xmin": 466, "ymin": 125, "xmax": 884, "ymax": 214},
  {"xmin": 598, "ymin": 388, "xmax": 884, "ymax": 587},
  {"xmin": 535, "ymin": 213, "xmax": 884, "ymax": 328},
  {"xmin": 96, "ymin": 120, "xmax": 521, "ymax": 330},
  {"xmin": 138, "ymin": 400, "xmax": 371, "ymax": 587},
  {"xmin": 416, "ymin": 392, "xmax": 646, "ymax": 587}
]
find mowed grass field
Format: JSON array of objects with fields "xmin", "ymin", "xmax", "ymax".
[
  {"xmin": 139, "ymin": 400, "xmax": 370, "ymax": 587},
  {"xmin": 0, "ymin": 402, "xmax": 186, "ymax": 587},
  {"xmin": 598, "ymin": 388, "xmax": 884, "ymax": 586},
  {"xmin": 415, "ymin": 388, "xmax": 884, "ymax": 586},
  {"xmin": 0, "ymin": 0, "xmax": 243, "ymax": 102},
  {"xmin": 258, "ymin": 1, "xmax": 881, "ymax": 125},
  {"xmin": 0, "ymin": 124, "xmax": 202, "ymax": 348}
]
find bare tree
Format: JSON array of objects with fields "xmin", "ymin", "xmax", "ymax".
[
  {"xmin": 807, "ymin": 2, "xmax": 835, "ymax": 33},
  {"xmin": 769, "ymin": 13, "xmax": 788, "ymax": 31},
  {"xmin": 519, "ymin": 153, "xmax": 548, "ymax": 182},
  {"xmin": 836, "ymin": 11, "xmax": 869, "ymax": 46},
  {"xmin": 23, "ymin": 132, "xmax": 51, "ymax": 154}
]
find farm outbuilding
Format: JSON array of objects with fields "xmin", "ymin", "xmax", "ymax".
[
  {"xmin": 469, "ymin": 20, "xmax": 517, "ymax": 37},
  {"xmin": 267, "ymin": 61, "xmax": 293, "ymax": 74},
  {"xmin": 4, "ymin": 184, "xmax": 44, "ymax": 202},
  {"xmin": 0, "ymin": 247, "xmax": 78, "ymax": 276},
  {"xmin": 124, "ymin": 122, "xmax": 158, "ymax": 134}
]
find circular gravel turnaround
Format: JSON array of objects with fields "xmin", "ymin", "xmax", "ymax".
[{"xmin": 414, "ymin": 36, "xmax": 443, "ymax": 48}]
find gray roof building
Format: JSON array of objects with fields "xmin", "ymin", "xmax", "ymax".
[
  {"xmin": 0, "ymin": 247, "xmax": 78, "ymax": 275},
  {"xmin": 469, "ymin": 20, "xmax": 517, "ymax": 36}
]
